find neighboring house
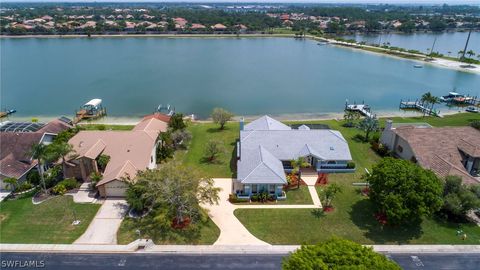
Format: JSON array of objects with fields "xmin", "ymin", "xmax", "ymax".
[
  {"xmin": 65, "ymin": 114, "xmax": 169, "ymax": 197},
  {"xmin": 234, "ymin": 116, "xmax": 353, "ymax": 199},
  {"xmin": 380, "ymin": 120, "xmax": 480, "ymax": 184},
  {"xmin": 0, "ymin": 118, "xmax": 72, "ymax": 190}
]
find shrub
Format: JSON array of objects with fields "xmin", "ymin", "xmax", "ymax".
[
  {"xmin": 346, "ymin": 161, "xmax": 356, "ymax": 169},
  {"xmin": 251, "ymin": 194, "xmax": 259, "ymax": 202},
  {"xmin": 57, "ymin": 178, "xmax": 78, "ymax": 190},
  {"xmin": 89, "ymin": 172, "xmax": 102, "ymax": 190},
  {"xmin": 97, "ymin": 154, "xmax": 110, "ymax": 171},
  {"xmin": 229, "ymin": 193, "xmax": 250, "ymax": 203},
  {"xmin": 441, "ymin": 176, "xmax": 480, "ymax": 220},
  {"xmin": 471, "ymin": 120, "xmax": 480, "ymax": 130},
  {"xmin": 26, "ymin": 170, "xmax": 40, "ymax": 186},
  {"xmin": 203, "ymin": 140, "xmax": 224, "ymax": 162},
  {"xmin": 44, "ymin": 165, "xmax": 62, "ymax": 188},
  {"xmin": 52, "ymin": 184, "xmax": 67, "ymax": 195},
  {"xmin": 16, "ymin": 182, "xmax": 33, "ymax": 193}
]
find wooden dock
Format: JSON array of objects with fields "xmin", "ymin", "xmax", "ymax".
[
  {"xmin": 399, "ymin": 99, "xmax": 441, "ymax": 117},
  {"xmin": 345, "ymin": 101, "xmax": 374, "ymax": 118}
]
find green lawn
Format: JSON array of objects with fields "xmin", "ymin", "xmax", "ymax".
[
  {"xmin": 79, "ymin": 124, "xmax": 134, "ymax": 131},
  {"xmin": 234, "ymin": 113, "xmax": 480, "ymax": 245},
  {"xmin": 175, "ymin": 122, "xmax": 239, "ymax": 178},
  {"xmin": 0, "ymin": 193, "xmax": 100, "ymax": 244},
  {"xmin": 117, "ymin": 216, "xmax": 220, "ymax": 245},
  {"xmin": 233, "ymin": 186, "xmax": 313, "ymax": 205}
]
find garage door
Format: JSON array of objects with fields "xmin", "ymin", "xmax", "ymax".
[{"xmin": 104, "ymin": 181, "xmax": 127, "ymax": 197}]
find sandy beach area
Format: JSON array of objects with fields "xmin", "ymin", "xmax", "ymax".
[{"xmin": 2, "ymin": 109, "xmax": 469, "ymax": 126}]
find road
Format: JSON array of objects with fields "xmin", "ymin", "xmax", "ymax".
[{"xmin": 0, "ymin": 252, "xmax": 479, "ymax": 269}]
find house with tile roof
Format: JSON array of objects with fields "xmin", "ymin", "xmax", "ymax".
[
  {"xmin": 0, "ymin": 118, "xmax": 72, "ymax": 190},
  {"xmin": 234, "ymin": 116, "xmax": 353, "ymax": 199},
  {"xmin": 380, "ymin": 120, "xmax": 480, "ymax": 185},
  {"xmin": 65, "ymin": 113, "xmax": 169, "ymax": 197}
]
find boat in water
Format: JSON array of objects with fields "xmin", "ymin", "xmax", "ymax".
[
  {"xmin": 413, "ymin": 64, "xmax": 423, "ymax": 68},
  {"xmin": 0, "ymin": 109, "xmax": 16, "ymax": 118},
  {"xmin": 440, "ymin": 92, "xmax": 464, "ymax": 102},
  {"xmin": 157, "ymin": 104, "xmax": 175, "ymax": 116},
  {"xmin": 466, "ymin": 106, "xmax": 479, "ymax": 113}
]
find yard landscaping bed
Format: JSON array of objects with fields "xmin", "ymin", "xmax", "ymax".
[
  {"xmin": 0, "ymin": 194, "xmax": 100, "ymax": 244},
  {"xmin": 231, "ymin": 186, "xmax": 313, "ymax": 205}
]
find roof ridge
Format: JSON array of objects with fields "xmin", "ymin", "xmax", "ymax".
[{"xmin": 258, "ymin": 146, "xmax": 286, "ymax": 180}]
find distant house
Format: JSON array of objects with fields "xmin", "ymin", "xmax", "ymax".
[
  {"xmin": 65, "ymin": 114, "xmax": 169, "ymax": 197},
  {"xmin": 190, "ymin": 23, "xmax": 206, "ymax": 30},
  {"xmin": 0, "ymin": 118, "xmax": 72, "ymax": 190},
  {"xmin": 211, "ymin": 23, "xmax": 227, "ymax": 31},
  {"xmin": 174, "ymin": 17, "xmax": 188, "ymax": 29},
  {"xmin": 380, "ymin": 120, "xmax": 480, "ymax": 184},
  {"xmin": 280, "ymin": 14, "xmax": 290, "ymax": 21},
  {"xmin": 234, "ymin": 116, "xmax": 353, "ymax": 199}
]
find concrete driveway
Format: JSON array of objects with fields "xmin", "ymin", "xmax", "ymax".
[{"xmin": 74, "ymin": 199, "xmax": 128, "ymax": 244}]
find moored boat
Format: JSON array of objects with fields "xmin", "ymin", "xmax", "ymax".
[
  {"xmin": 466, "ymin": 106, "xmax": 479, "ymax": 113},
  {"xmin": 440, "ymin": 92, "xmax": 464, "ymax": 102}
]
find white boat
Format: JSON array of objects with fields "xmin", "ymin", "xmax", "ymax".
[
  {"xmin": 440, "ymin": 92, "xmax": 464, "ymax": 102},
  {"xmin": 466, "ymin": 106, "xmax": 479, "ymax": 113},
  {"xmin": 413, "ymin": 64, "xmax": 423, "ymax": 68}
]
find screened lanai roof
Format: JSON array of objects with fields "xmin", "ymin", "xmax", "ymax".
[{"xmin": 0, "ymin": 121, "xmax": 46, "ymax": 133}]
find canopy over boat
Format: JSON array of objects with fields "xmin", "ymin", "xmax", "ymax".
[{"xmin": 84, "ymin": 99, "xmax": 102, "ymax": 108}]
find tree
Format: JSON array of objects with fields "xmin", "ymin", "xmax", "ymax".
[
  {"xmin": 283, "ymin": 238, "xmax": 401, "ymax": 270},
  {"xmin": 466, "ymin": 50, "xmax": 476, "ymax": 59},
  {"xmin": 49, "ymin": 141, "xmax": 74, "ymax": 178},
  {"xmin": 171, "ymin": 129, "xmax": 192, "ymax": 149},
  {"xmin": 343, "ymin": 110, "xmax": 360, "ymax": 127},
  {"xmin": 365, "ymin": 158, "xmax": 444, "ymax": 226},
  {"xmin": 168, "ymin": 113, "xmax": 186, "ymax": 131},
  {"xmin": 291, "ymin": 157, "xmax": 310, "ymax": 189},
  {"xmin": 134, "ymin": 163, "xmax": 220, "ymax": 226},
  {"xmin": 211, "ymin": 108, "xmax": 234, "ymax": 130},
  {"xmin": 157, "ymin": 132, "xmax": 174, "ymax": 163},
  {"xmin": 321, "ymin": 183, "xmax": 342, "ymax": 208},
  {"xmin": 420, "ymin": 92, "xmax": 439, "ymax": 116},
  {"xmin": 203, "ymin": 140, "xmax": 224, "ymax": 162},
  {"xmin": 441, "ymin": 176, "xmax": 480, "ymax": 220},
  {"xmin": 96, "ymin": 154, "xmax": 110, "ymax": 172},
  {"xmin": 3, "ymin": 177, "xmax": 18, "ymax": 191},
  {"xmin": 29, "ymin": 143, "xmax": 54, "ymax": 194},
  {"xmin": 357, "ymin": 116, "xmax": 379, "ymax": 142},
  {"xmin": 89, "ymin": 172, "xmax": 102, "ymax": 190}
]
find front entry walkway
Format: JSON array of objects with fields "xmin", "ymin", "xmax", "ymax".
[
  {"xmin": 75, "ymin": 199, "xmax": 128, "ymax": 244},
  {"xmin": 302, "ymin": 176, "xmax": 322, "ymax": 207},
  {"xmin": 203, "ymin": 178, "xmax": 322, "ymax": 246}
]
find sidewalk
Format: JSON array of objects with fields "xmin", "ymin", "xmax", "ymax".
[{"xmin": 2, "ymin": 242, "xmax": 480, "ymax": 254}]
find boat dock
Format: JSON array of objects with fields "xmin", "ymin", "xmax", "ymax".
[
  {"xmin": 74, "ymin": 99, "xmax": 107, "ymax": 124},
  {"xmin": 345, "ymin": 101, "xmax": 374, "ymax": 118},
  {"xmin": 399, "ymin": 99, "xmax": 441, "ymax": 117},
  {"xmin": 0, "ymin": 109, "xmax": 16, "ymax": 118}
]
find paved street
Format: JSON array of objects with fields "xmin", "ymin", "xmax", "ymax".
[{"xmin": 1, "ymin": 252, "xmax": 479, "ymax": 270}]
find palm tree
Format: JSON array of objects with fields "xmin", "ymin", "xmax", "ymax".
[
  {"xmin": 50, "ymin": 142, "xmax": 74, "ymax": 178},
  {"xmin": 291, "ymin": 157, "xmax": 310, "ymax": 189},
  {"xmin": 447, "ymin": 51, "xmax": 452, "ymax": 57},
  {"xmin": 421, "ymin": 92, "xmax": 439, "ymax": 117},
  {"xmin": 466, "ymin": 50, "xmax": 476, "ymax": 59},
  {"xmin": 29, "ymin": 143, "xmax": 52, "ymax": 194},
  {"xmin": 458, "ymin": 50, "xmax": 465, "ymax": 59}
]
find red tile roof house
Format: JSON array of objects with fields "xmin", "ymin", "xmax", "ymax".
[
  {"xmin": 0, "ymin": 119, "xmax": 72, "ymax": 190},
  {"xmin": 64, "ymin": 114, "xmax": 169, "ymax": 197},
  {"xmin": 380, "ymin": 120, "xmax": 480, "ymax": 185},
  {"xmin": 211, "ymin": 23, "xmax": 227, "ymax": 31}
]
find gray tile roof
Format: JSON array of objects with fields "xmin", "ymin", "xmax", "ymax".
[
  {"xmin": 237, "ymin": 146, "xmax": 287, "ymax": 184},
  {"xmin": 244, "ymin": 115, "xmax": 291, "ymax": 131},
  {"xmin": 237, "ymin": 116, "xmax": 353, "ymax": 184}
]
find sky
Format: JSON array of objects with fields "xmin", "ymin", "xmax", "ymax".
[{"xmin": 2, "ymin": 0, "xmax": 479, "ymax": 4}]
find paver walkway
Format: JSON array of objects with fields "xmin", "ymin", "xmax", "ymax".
[
  {"xmin": 68, "ymin": 183, "xmax": 99, "ymax": 204},
  {"xmin": 302, "ymin": 176, "xmax": 322, "ymax": 207},
  {"xmin": 75, "ymin": 199, "xmax": 128, "ymax": 244},
  {"xmin": 203, "ymin": 178, "xmax": 323, "ymax": 246}
]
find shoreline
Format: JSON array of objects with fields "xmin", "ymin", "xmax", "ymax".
[
  {"xmin": 2, "ymin": 110, "xmax": 469, "ymax": 126},
  {"xmin": 2, "ymin": 33, "xmax": 479, "ymax": 75}
]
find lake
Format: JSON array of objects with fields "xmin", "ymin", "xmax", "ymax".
[
  {"xmin": 342, "ymin": 31, "xmax": 480, "ymax": 56},
  {"xmin": 1, "ymin": 37, "xmax": 479, "ymax": 120}
]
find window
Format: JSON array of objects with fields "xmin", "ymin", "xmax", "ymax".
[
  {"xmin": 397, "ymin": 145, "xmax": 403, "ymax": 153},
  {"xmin": 252, "ymin": 184, "xmax": 258, "ymax": 194},
  {"xmin": 327, "ymin": 160, "xmax": 336, "ymax": 165},
  {"xmin": 269, "ymin": 184, "xmax": 275, "ymax": 194}
]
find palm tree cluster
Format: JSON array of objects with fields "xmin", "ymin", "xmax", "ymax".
[
  {"xmin": 420, "ymin": 92, "xmax": 440, "ymax": 117},
  {"xmin": 29, "ymin": 141, "xmax": 75, "ymax": 194}
]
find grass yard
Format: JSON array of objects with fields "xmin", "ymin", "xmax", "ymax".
[
  {"xmin": 0, "ymin": 193, "xmax": 100, "ymax": 244},
  {"xmin": 117, "ymin": 216, "xmax": 220, "ymax": 245},
  {"xmin": 79, "ymin": 124, "xmax": 135, "ymax": 131},
  {"xmin": 175, "ymin": 122, "xmax": 239, "ymax": 178},
  {"xmin": 234, "ymin": 113, "xmax": 480, "ymax": 245}
]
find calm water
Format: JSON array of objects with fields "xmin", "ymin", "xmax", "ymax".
[
  {"xmin": 343, "ymin": 31, "xmax": 480, "ymax": 56},
  {"xmin": 1, "ymin": 37, "xmax": 479, "ymax": 119}
]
